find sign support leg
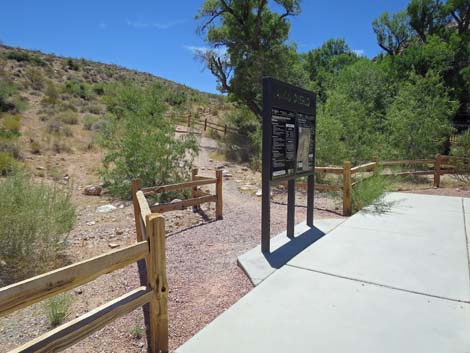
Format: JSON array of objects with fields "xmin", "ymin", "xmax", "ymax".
[
  {"xmin": 307, "ymin": 174, "xmax": 314, "ymax": 227},
  {"xmin": 287, "ymin": 179, "xmax": 295, "ymax": 237}
]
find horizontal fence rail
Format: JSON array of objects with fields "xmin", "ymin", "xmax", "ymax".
[
  {"xmin": 291, "ymin": 154, "xmax": 469, "ymax": 216},
  {"xmin": 1, "ymin": 195, "xmax": 169, "ymax": 352},
  {"xmin": 134, "ymin": 169, "xmax": 223, "ymax": 220}
]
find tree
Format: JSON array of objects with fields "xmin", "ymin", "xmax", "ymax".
[
  {"xmin": 372, "ymin": 11, "xmax": 413, "ymax": 56},
  {"xmin": 386, "ymin": 71, "xmax": 457, "ymax": 159},
  {"xmin": 196, "ymin": 0, "xmax": 305, "ymax": 119},
  {"xmin": 407, "ymin": 0, "xmax": 448, "ymax": 43}
]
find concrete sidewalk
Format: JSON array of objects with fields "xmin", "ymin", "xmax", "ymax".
[{"xmin": 176, "ymin": 193, "xmax": 470, "ymax": 353}]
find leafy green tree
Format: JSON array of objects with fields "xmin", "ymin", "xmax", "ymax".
[
  {"xmin": 372, "ymin": 11, "xmax": 413, "ymax": 56},
  {"xmin": 196, "ymin": 0, "xmax": 305, "ymax": 119},
  {"xmin": 386, "ymin": 71, "xmax": 457, "ymax": 159},
  {"xmin": 99, "ymin": 83, "xmax": 199, "ymax": 199},
  {"xmin": 301, "ymin": 38, "xmax": 359, "ymax": 102},
  {"xmin": 407, "ymin": 0, "xmax": 448, "ymax": 43}
]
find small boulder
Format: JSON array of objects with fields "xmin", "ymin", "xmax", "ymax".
[
  {"xmin": 83, "ymin": 185, "xmax": 102, "ymax": 196},
  {"xmin": 96, "ymin": 204, "xmax": 117, "ymax": 213},
  {"xmin": 108, "ymin": 242, "xmax": 120, "ymax": 249},
  {"xmin": 170, "ymin": 198, "xmax": 183, "ymax": 204}
]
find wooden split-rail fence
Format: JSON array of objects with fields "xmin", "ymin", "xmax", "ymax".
[
  {"xmin": 0, "ymin": 196, "xmax": 168, "ymax": 352},
  {"xmin": 289, "ymin": 154, "xmax": 469, "ymax": 217}
]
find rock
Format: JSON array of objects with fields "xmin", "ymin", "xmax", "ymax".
[
  {"xmin": 36, "ymin": 166, "xmax": 45, "ymax": 171},
  {"xmin": 86, "ymin": 221, "xmax": 96, "ymax": 226},
  {"xmin": 63, "ymin": 174, "xmax": 70, "ymax": 181},
  {"xmin": 241, "ymin": 167, "xmax": 249, "ymax": 171},
  {"xmin": 209, "ymin": 159, "xmax": 213, "ymax": 163},
  {"xmin": 115, "ymin": 228, "xmax": 124, "ymax": 235},
  {"xmin": 224, "ymin": 173, "xmax": 233, "ymax": 178},
  {"xmin": 235, "ymin": 179, "xmax": 242, "ymax": 183},
  {"xmin": 96, "ymin": 204, "xmax": 117, "ymax": 213},
  {"xmin": 74, "ymin": 288, "xmax": 83, "ymax": 295},
  {"xmin": 170, "ymin": 198, "xmax": 182, "ymax": 204},
  {"xmin": 256, "ymin": 189, "xmax": 262, "ymax": 197},
  {"xmin": 83, "ymin": 185, "xmax": 102, "ymax": 196},
  {"xmin": 216, "ymin": 165, "xmax": 224, "ymax": 170},
  {"xmin": 108, "ymin": 242, "xmax": 120, "ymax": 249}
]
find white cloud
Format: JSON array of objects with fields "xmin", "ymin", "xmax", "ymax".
[
  {"xmin": 352, "ymin": 49, "xmax": 365, "ymax": 57},
  {"xmin": 126, "ymin": 19, "xmax": 185, "ymax": 30}
]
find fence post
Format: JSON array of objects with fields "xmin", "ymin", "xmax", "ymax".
[
  {"xmin": 224, "ymin": 124, "xmax": 227, "ymax": 136},
  {"xmin": 343, "ymin": 161, "xmax": 352, "ymax": 216},
  {"xmin": 192, "ymin": 168, "xmax": 199, "ymax": 213},
  {"xmin": 131, "ymin": 179, "xmax": 143, "ymax": 242},
  {"xmin": 204, "ymin": 118, "xmax": 207, "ymax": 131},
  {"xmin": 216, "ymin": 170, "xmax": 223, "ymax": 220},
  {"xmin": 434, "ymin": 154, "xmax": 442, "ymax": 188},
  {"xmin": 372, "ymin": 156, "xmax": 379, "ymax": 174},
  {"xmin": 146, "ymin": 214, "xmax": 169, "ymax": 353}
]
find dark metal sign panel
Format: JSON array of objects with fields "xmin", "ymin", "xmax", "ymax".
[{"xmin": 261, "ymin": 77, "xmax": 317, "ymax": 253}]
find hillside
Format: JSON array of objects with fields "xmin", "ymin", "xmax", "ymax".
[{"xmin": 0, "ymin": 44, "xmax": 232, "ymax": 180}]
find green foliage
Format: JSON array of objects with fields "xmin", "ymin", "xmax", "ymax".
[
  {"xmin": 4, "ymin": 50, "xmax": 46, "ymax": 66},
  {"xmin": 99, "ymin": 82, "xmax": 199, "ymax": 199},
  {"xmin": 44, "ymin": 293, "xmax": 73, "ymax": 327},
  {"xmin": 386, "ymin": 71, "xmax": 457, "ymax": 159},
  {"xmin": 352, "ymin": 174, "xmax": 389, "ymax": 214},
  {"xmin": 43, "ymin": 81, "xmax": 60, "ymax": 105},
  {"xmin": 0, "ymin": 172, "xmax": 75, "ymax": 284},
  {"xmin": 63, "ymin": 79, "xmax": 95, "ymax": 100},
  {"xmin": 223, "ymin": 106, "xmax": 261, "ymax": 167},
  {"xmin": 58, "ymin": 111, "xmax": 79, "ymax": 125},
  {"xmin": 65, "ymin": 58, "xmax": 80, "ymax": 71},
  {"xmin": 1, "ymin": 113, "xmax": 22, "ymax": 136},
  {"xmin": 0, "ymin": 152, "xmax": 17, "ymax": 175},
  {"xmin": 197, "ymin": 0, "xmax": 305, "ymax": 118},
  {"xmin": 372, "ymin": 11, "xmax": 412, "ymax": 56},
  {"xmin": 25, "ymin": 67, "xmax": 45, "ymax": 90},
  {"xmin": 83, "ymin": 115, "xmax": 99, "ymax": 130},
  {"xmin": 450, "ymin": 130, "xmax": 470, "ymax": 182}
]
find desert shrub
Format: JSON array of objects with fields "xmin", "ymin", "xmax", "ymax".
[
  {"xmin": 99, "ymin": 82, "xmax": 198, "ymax": 199},
  {"xmin": 63, "ymin": 79, "xmax": 95, "ymax": 101},
  {"xmin": 25, "ymin": 67, "xmax": 45, "ymax": 90},
  {"xmin": 42, "ymin": 81, "xmax": 60, "ymax": 105},
  {"xmin": 165, "ymin": 89, "xmax": 187, "ymax": 107},
  {"xmin": 450, "ymin": 130, "xmax": 470, "ymax": 183},
  {"xmin": 58, "ymin": 111, "xmax": 79, "ymax": 125},
  {"xmin": 65, "ymin": 58, "xmax": 80, "ymax": 71},
  {"xmin": 31, "ymin": 141, "xmax": 41, "ymax": 154},
  {"xmin": 0, "ymin": 152, "xmax": 17, "ymax": 175},
  {"xmin": 4, "ymin": 50, "xmax": 46, "ymax": 66},
  {"xmin": 47, "ymin": 119, "xmax": 62, "ymax": 134},
  {"xmin": 352, "ymin": 173, "xmax": 389, "ymax": 214},
  {"xmin": 52, "ymin": 138, "xmax": 72, "ymax": 153},
  {"xmin": 92, "ymin": 83, "xmax": 106, "ymax": 96},
  {"xmin": 1, "ymin": 114, "xmax": 21, "ymax": 136},
  {"xmin": 223, "ymin": 107, "xmax": 261, "ymax": 168},
  {"xmin": 0, "ymin": 172, "xmax": 75, "ymax": 283},
  {"xmin": 44, "ymin": 293, "xmax": 73, "ymax": 327},
  {"xmin": 83, "ymin": 115, "xmax": 98, "ymax": 130}
]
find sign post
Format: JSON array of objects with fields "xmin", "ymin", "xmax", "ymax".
[{"xmin": 261, "ymin": 77, "xmax": 316, "ymax": 253}]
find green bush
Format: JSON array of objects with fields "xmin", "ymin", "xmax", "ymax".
[
  {"xmin": 4, "ymin": 50, "xmax": 46, "ymax": 66},
  {"xmin": 58, "ymin": 111, "xmax": 79, "ymax": 125},
  {"xmin": 0, "ymin": 172, "xmax": 75, "ymax": 284},
  {"xmin": 43, "ymin": 82, "xmax": 60, "ymax": 105},
  {"xmin": 352, "ymin": 174, "xmax": 388, "ymax": 213},
  {"xmin": 65, "ymin": 58, "xmax": 80, "ymax": 71},
  {"xmin": 63, "ymin": 79, "xmax": 95, "ymax": 101},
  {"xmin": 83, "ymin": 115, "xmax": 98, "ymax": 130},
  {"xmin": 223, "ymin": 107, "xmax": 261, "ymax": 168},
  {"xmin": 1, "ymin": 113, "xmax": 22, "ymax": 135},
  {"xmin": 99, "ymin": 82, "xmax": 199, "ymax": 199},
  {"xmin": 44, "ymin": 293, "xmax": 73, "ymax": 327},
  {"xmin": 25, "ymin": 67, "xmax": 45, "ymax": 90},
  {"xmin": 450, "ymin": 130, "xmax": 470, "ymax": 183},
  {"xmin": 0, "ymin": 152, "xmax": 17, "ymax": 175}
]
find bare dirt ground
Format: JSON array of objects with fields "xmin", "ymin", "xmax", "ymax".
[{"xmin": 1, "ymin": 96, "xmax": 468, "ymax": 352}]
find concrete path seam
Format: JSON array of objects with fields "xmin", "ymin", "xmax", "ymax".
[
  {"xmin": 461, "ymin": 198, "xmax": 470, "ymax": 295},
  {"xmin": 286, "ymin": 263, "xmax": 470, "ymax": 304}
]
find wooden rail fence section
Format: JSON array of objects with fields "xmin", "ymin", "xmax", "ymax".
[
  {"xmin": 285, "ymin": 154, "xmax": 468, "ymax": 217},
  {"xmin": 133, "ymin": 169, "xmax": 223, "ymax": 220},
  {"xmin": 0, "ymin": 194, "xmax": 168, "ymax": 352}
]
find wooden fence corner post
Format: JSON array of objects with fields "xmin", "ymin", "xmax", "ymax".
[
  {"xmin": 191, "ymin": 169, "xmax": 199, "ymax": 213},
  {"xmin": 343, "ymin": 161, "xmax": 352, "ymax": 217},
  {"xmin": 146, "ymin": 214, "xmax": 169, "ymax": 353},
  {"xmin": 216, "ymin": 170, "xmax": 223, "ymax": 220},
  {"xmin": 434, "ymin": 154, "xmax": 442, "ymax": 188},
  {"xmin": 372, "ymin": 156, "xmax": 379, "ymax": 174},
  {"xmin": 132, "ymin": 179, "xmax": 143, "ymax": 242}
]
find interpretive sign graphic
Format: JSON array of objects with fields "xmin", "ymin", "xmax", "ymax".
[{"xmin": 261, "ymin": 77, "xmax": 317, "ymax": 252}]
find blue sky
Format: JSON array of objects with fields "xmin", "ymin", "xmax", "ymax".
[{"xmin": 0, "ymin": 0, "xmax": 410, "ymax": 94}]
